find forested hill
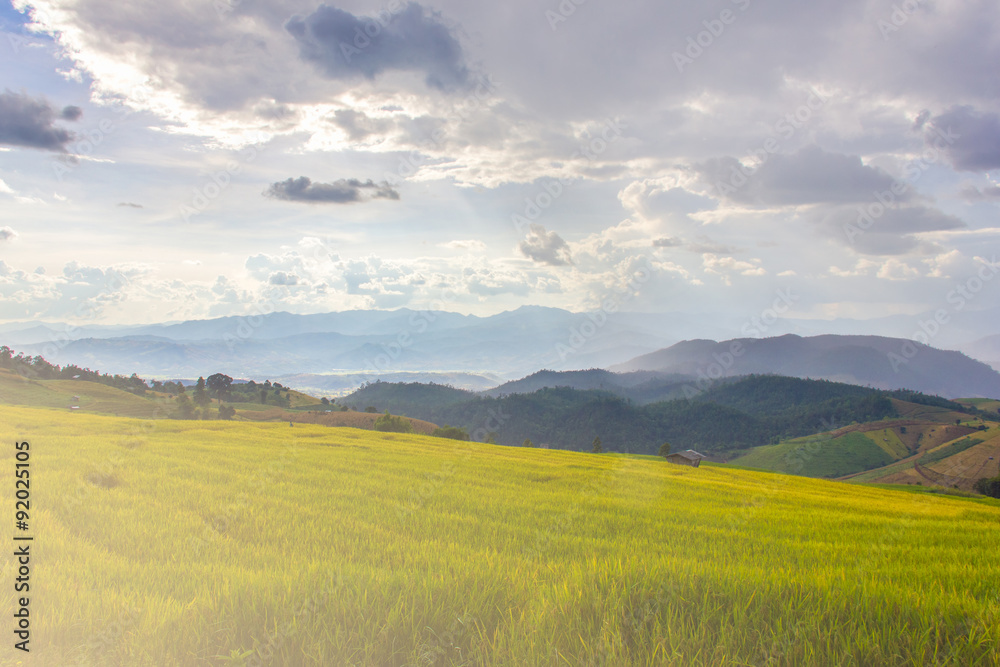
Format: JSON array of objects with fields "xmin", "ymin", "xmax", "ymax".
[{"xmin": 342, "ymin": 375, "xmax": 979, "ymax": 456}]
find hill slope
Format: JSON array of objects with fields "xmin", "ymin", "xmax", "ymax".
[
  {"xmin": 0, "ymin": 368, "xmax": 171, "ymax": 418},
  {"xmin": 342, "ymin": 375, "xmax": 937, "ymax": 455},
  {"xmin": 611, "ymin": 334, "xmax": 1000, "ymax": 398},
  {"xmin": 5, "ymin": 404, "xmax": 998, "ymax": 665}
]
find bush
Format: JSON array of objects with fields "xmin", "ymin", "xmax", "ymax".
[
  {"xmin": 659, "ymin": 442, "xmax": 672, "ymax": 458},
  {"xmin": 374, "ymin": 411, "xmax": 413, "ymax": 434},
  {"xmin": 432, "ymin": 425, "xmax": 470, "ymax": 441},
  {"xmin": 973, "ymin": 476, "xmax": 1000, "ymax": 499},
  {"xmin": 218, "ymin": 405, "xmax": 236, "ymax": 420},
  {"xmin": 173, "ymin": 394, "xmax": 196, "ymax": 419}
]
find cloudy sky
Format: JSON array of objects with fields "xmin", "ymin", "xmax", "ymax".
[{"xmin": 0, "ymin": 0, "xmax": 998, "ymax": 337}]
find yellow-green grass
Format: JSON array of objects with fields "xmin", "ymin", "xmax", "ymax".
[
  {"xmin": 1, "ymin": 406, "xmax": 999, "ymax": 666},
  {"xmin": 864, "ymin": 427, "xmax": 909, "ymax": 459}
]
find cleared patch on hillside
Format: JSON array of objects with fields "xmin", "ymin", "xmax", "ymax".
[
  {"xmin": 733, "ymin": 431, "xmax": 895, "ymax": 478},
  {"xmin": 237, "ymin": 407, "xmax": 439, "ymax": 434}
]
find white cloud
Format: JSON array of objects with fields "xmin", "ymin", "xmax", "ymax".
[
  {"xmin": 440, "ymin": 239, "xmax": 486, "ymax": 251},
  {"xmin": 877, "ymin": 259, "xmax": 920, "ymax": 281}
]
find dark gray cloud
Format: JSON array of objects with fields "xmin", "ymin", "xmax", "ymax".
[
  {"xmin": 286, "ymin": 3, "xmax": 469, "ymax": 91},
  {"xmin": 265, "ymin": 176, "xmax": 400, "ymax": 204},
  {"xmin": 518, "ymin": 224, "xmax": 572, "ymax": 266},
  {"xmin": 331, "ymin": 109, "xmax": 392, "ymax": 140},
  {"xmin": 268, "ymin": 271, "xmax": 299, "ymax": 285},
  {"xmin": 687, "ymin": 237, "xmax": 737, "ymax": 255},
  {"xmin": 699, "ymin": 146, "xmax": 908, "ymax": 207},
  {"xmin": 60, "ymin": 105, "xmax": 83, "ymax": 121},
  {"xmin": 0, "ymin": 90, "xmax": 80, "ymax": 151},
  {"xmin": 819, "ymin": 205, "xmax": 965, "ymax": 255},
  {"xmin": 652, "ymin": 236, "xmax": 682, "ymax": 248},
  {"xmin": 961, "ymin": 184, "xmax": 1000, "ymax": 201},
  {"xmin": 925, "ymin": 106, "xmax": 1000, "ymax": 172}
]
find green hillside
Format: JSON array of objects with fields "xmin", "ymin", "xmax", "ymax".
[
  {"xmin": 733, "ymin": 431, "xmax": 896, "ymax": 478},
  {"xmin": 2, "ymin": 405, "xmax": 999, "ymax": 665},
  {"xmin": 0, "ymin": 368, "xmax": 171, "ymax": 418},
  {"xmin": 342, "ymin": 375, "xmax": 915, "ymax": 455}
]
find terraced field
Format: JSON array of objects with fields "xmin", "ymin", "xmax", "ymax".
[{"xmin": 1, "ymin": 404, "xmax": 998, "ymax": 665}]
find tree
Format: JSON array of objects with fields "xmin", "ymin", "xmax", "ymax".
[
  {"xmin": 260, "ymin": 389, "xmax": 268, "ymax": 405},
  {"xmin": 218, "ymin": 405, "xmax": 236, "ymax": 420},
  {"xmin": 522, "ymin": 438, "xmax": 535, "ymax": 448},
  {"xmin": 206, "ymin": 373, "xmax": 233, "ymax": 405},
  {"xmin": 321, "ymin": 397, "xmax": 330, "ymax": 405},
  {"xmin": 973, "ymin": 476, "xmax": 1000, "ymax": 499},
  {"xmin": 592, "ymin": 436, "xmax": 603, "ymax": 454},
  {"xmin": 432, "ymin": 425, "xmax": 470, "ymax": 441},
  {"xmin": 374, "ymin": 410, "xmax": 413, "ymax": 433},
  {"xmin": 365, "ymin": 406, "xmax": 378, "ymax": 413},
  {"xmin": 173, "ymin": 394, "xmax": 196, "ymax": 419},
  {"xmin": 193, "ymin": 377, "xmax": 211, "ymax": 408},
  {"xmin": 659, "ymin": 442, "xmax": 672, "ymax": 458}
]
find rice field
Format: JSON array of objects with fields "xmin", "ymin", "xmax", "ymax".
[{"xmin": 1, "ymin": 404, "xmax": 999, "ymax": 666}]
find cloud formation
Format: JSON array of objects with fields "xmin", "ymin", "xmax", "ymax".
[
  {"xmin": 265, "ymin": 177, "xmax": 400, "ymax": 203},
  {"xmin": 700, "ymin": 146, "xmax": 908, "ymax": 207},
  {"xmin": 286, "ymin": 3, "xmax": 470, "ymax": 91},
  {"xmin": 0, "ymin": 226, "xmax": 18, "ymax": 242},
  {"xmin": 925, "ymin": 106, "xmax": 1000, "ymax": 172},
  {"xmin": 0, "ymin": 90, "xmax": 80, "ymax": 152},
  {"xmin": 518, "ymin": 224, "xmax": 573, "ymax": 266}
]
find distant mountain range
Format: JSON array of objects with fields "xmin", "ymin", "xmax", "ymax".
[
  {"xmin": 960, "ymin": 334, "xmax": 1000, "ymax": 372},
  {"xmin": 3, "ymin": 309, "xmax": 997, "ymax": 398},
  {"xmin": 7, "ymin": 306, "xmax": 673, "ymax": 382},
  {"xmin": 611, "ymin": 334, "xmax": 1000, "ymax": 399}
]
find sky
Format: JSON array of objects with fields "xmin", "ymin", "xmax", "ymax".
[{"xmin": 0, "ymin": 0, "xmax": 998, "ymax": 338}]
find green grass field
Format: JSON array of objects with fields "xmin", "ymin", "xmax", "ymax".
[
  {"xmin": 1, "ymin": 405, "xmax": 998, "ymax": 665},
  {"xmin": 732, "ymin": 431, "xmax": 896, "ymax": 478}
]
